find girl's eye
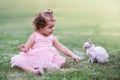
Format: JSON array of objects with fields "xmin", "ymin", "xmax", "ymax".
[{"xmin": 49, "ymin": 26, "xmax": 54, "ymax": 29}]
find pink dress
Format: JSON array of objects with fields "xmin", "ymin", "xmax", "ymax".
[{"xmin": 11, "ymin": 32, "xmax": 66, "ymax": 69}]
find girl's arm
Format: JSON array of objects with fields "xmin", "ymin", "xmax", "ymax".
[
  {"xmin": 53, "ymin": 36, "xmax": 80, "ymax": 62},
  {"xmin": 19, "ymin": 34, "xmax": 35, "ymax": 52}
]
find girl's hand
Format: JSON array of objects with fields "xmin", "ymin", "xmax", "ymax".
[
  {"xmin": 18, "ymin": 44, "xmax": 28, "ymax": 53},
  {"xmin": 71, "ymin": 54, "xmax": 80, "ymax": 62}
]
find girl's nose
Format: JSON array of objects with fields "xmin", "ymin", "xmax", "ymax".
[{"xmin": 52, "ymin": 27, "xmax": 55, "ymax": 31}]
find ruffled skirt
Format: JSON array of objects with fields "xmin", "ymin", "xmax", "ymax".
[{"xmin": 11, "ymin": 47, "xmax": 66, "ymax": 69}]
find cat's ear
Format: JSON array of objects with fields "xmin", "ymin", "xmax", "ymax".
[{"xmin": 87, "ymin": 39, "xmax": 92, "ymax": 44}]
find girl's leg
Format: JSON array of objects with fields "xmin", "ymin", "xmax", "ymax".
[
  {"xmin": 18, "ymin": 62, "xmax": 43, "ymax": 75},
  {"xmin": 18, "ymin": 62, "xmax": 36, "ymax": 73}
]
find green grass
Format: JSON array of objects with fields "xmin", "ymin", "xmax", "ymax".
[{"xmin": 0, "ymin": 0, "xmax": 120, "ymax": 80}]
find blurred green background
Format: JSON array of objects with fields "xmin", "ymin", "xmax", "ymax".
[
  {"xmin": 0, "ymin": 0, "xmax": 120, "ymax": 80},
  {"xmin": 1, "ymin": 0, "xmax": 120, "ymax": 36}
]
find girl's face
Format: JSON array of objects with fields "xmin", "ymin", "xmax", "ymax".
[{"xmin": 39, "ymin": 21, "xmax": 55, "ymax": 36}]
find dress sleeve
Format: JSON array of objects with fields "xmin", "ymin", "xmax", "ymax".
[{"xmin": 50, "ymin": 35, "xmax": 54, "ymax": 43}]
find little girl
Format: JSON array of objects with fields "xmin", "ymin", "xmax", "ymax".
[{"xmin": 11, "ymin": 9, "xmax": 80, "ymax": 75}]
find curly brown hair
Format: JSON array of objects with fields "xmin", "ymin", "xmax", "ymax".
[{"xmin": 33, "ymin": 9, "xmax": 56, "ymax": 31}]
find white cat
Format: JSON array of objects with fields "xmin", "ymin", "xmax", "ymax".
[{"xmin": 84, "ymin": 39, "xmax": 109, "ymax": 63}]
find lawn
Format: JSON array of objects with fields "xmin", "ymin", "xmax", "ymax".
[{"xmin": 0, "ymin": 0, "xmax": 120, "ymax": 80}]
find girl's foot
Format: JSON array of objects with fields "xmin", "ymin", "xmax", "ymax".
[
  {"xmin": 34, "ymin": 70, "xmax": 40, "ymax": 75},
  {"xmin": 34, "ymin": 68, "xmax": 44, "ymax": 75}
]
